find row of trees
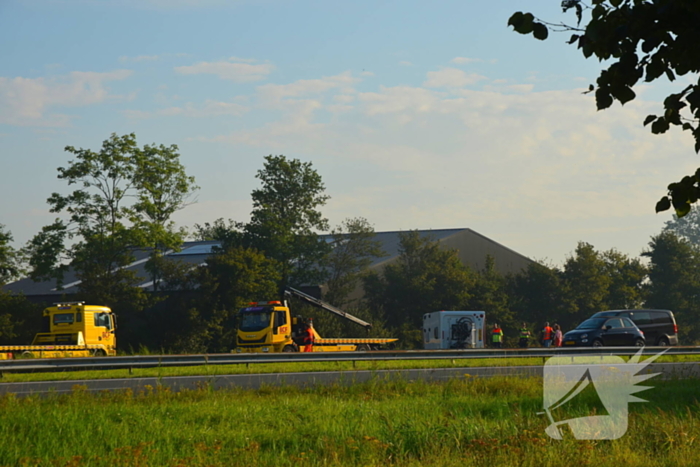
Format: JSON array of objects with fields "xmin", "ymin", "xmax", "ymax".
[{"xmin": 2, "ymin": 133, "xmax": 700, "ymax": 350}]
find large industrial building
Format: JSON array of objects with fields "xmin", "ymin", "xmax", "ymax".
[{"xmin": 4, "ymin": 228, "xmax": 534, "ymax": 303}]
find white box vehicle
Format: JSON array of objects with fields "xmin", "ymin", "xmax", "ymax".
[{"xmin": 423, "ymin": 311, "xmax": 486, "ymax": 349}]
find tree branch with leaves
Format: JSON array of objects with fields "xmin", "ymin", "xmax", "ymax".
[{"xmin": 510, "ymin": 0, "xmax": 700, "ymax": 216}]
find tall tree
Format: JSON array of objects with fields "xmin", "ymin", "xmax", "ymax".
[
  {"xmin": 561, "ymin": 242, "xmax": 612, "ymax": 328},
  {"xmin": 0, "ymin": 225, "xmax": 23, "ymax": 285},
  {"xmin": 130, "ymin": 141, "xmax": 199, "ymax": 291},
  {"xmin": 24, "ymin": 133, "xmax": 142, "ymax": 300},
  {"xmin": 323, "ymin": 217, "xmax": 386, "ymax": 308},
  {"xmin": 243, "ymin": 155, "xmax": 330, "ymax": 289},
  {"xmin": 509, "ymin": 0, "xmax": 700, "ymax": 216},
  {"xmin": 643, "ymin": 231, "xmax": 700, "ymax": 343},
  {"xmin": 510, "ymin": 261, "xmax": 574, "ymax": 329},
  {"xmin": 466, "ymin": 256, "xmax": 514, "ymax": 334},
  {"xmin": 663, "ymin": 206, "xmax": 700, "ymax": 245},
  {"xmin": 602, "ymin": 248, "xmax": 648, "ymax": 309},
  {"xmin": 24, "ymin": 133, "xmax": 197, "ymax": 306}
]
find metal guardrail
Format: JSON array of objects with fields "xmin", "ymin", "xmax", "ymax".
[{"xmin": 1, "ymin": 346, "xmax": 699, "ymax": 375}]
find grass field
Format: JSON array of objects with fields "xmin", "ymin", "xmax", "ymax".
[
  {"xmin": 0, "ymin": 375, "xmax": 698, "ymax": 466},
  {"xmin": 1, "ymin": 352, "xmax": 699, "ymax": 384}
]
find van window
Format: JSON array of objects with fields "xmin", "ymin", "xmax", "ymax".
[
  {"xmin": 651, "ymin": 312, "xmax": 672, "ymax": 324},
  {"xmin": 628, "ymin": 311, "xmax": 652, "ymax": 325}
]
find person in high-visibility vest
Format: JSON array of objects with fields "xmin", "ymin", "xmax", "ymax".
[
  {"xmin": 302, "ymin": 322, "xmax": 315, "ymax": 352},
  {"xmin": 491, "ymin": 323, "xmax": 504, "ymax": 349},
  {"xmin": 518, "ymin": 322, "xmax": 531, "ymax": 348},
  {"xmin": 541, "ymin": 322, "xmax": 553, "ymax": 348}
]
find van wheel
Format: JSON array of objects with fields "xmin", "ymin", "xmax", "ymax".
[
  {"xmin": 657, "ymin": 337, "xmax": 670, "ymax": 347},
  {"xmin": 634, "ymin": 339, "xmax": 645, "ymax": 347},
  {"xmin": 592, "ymin": 340, "xmax": 604, "ymax": 347},
  {"xmin": 282, "ymin": 345, "xmax": 297, "ymax": 352}
]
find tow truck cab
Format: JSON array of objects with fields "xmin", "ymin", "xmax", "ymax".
[{"xmin": 32, "ymin": 302, "xmax": 117, "ymax": 354}]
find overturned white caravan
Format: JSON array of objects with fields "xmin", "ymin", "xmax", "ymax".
[{"xmin": 422, "ymin": 311, "xmax": 486, "ymax": 349}]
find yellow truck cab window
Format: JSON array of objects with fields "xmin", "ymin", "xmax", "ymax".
[
  {"xmin": 53, "ymin": 313, "xmax": 74, "ymax": 325},
  {"xmin": 240, "ymin": 311, "xmax": 271, "ymax": 332},
  {"xmin": 94, "ymin": 313, "xmax": 113, "ymax": 330}
]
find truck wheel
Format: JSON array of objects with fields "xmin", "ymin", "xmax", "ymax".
[
  {"xmin": 355, "ymin": 344, "xmax": 371, "ymax": 351},
  {"xmin": 93, "ymin": 349, "xmax": 107, "ymax": 357},
  {"xmin": 21, "ymin": 351, "xmax": 35, "ymax": 358},
  {"xmin": 282, "ymin": 345, "xmax": 297, "ymax": 352}
]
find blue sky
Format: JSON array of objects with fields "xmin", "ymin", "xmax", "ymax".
[{"xmin": 1, "ymin": 0, "xmax": 696, "ymax": 265}]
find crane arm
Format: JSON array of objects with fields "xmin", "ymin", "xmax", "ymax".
[{"xmin": 284, "ymin": 286, "xmax": 372, "ymax": 331}]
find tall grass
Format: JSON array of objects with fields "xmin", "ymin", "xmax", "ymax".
[{"xmin": 0, "ymin": 376, "xmax": 698, "ymax": 466}]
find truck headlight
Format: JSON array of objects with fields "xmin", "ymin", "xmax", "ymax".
[{"xmin": 262, "ymin": 347, "xmax": 269, "ymax": 352}]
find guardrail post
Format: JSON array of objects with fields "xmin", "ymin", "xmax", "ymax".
[
  {"xmin": 129, "ymin": 367, "xmax": 133, "ymax": 375},
  {"xmin": 352, "ymin": 360, "xmax": 356, "ymax": 369}
]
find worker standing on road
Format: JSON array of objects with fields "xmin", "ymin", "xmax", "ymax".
[
  {"xmin": 491, "ymin": 323, "xmax": 504, "ymax": 349},
  {"xmin": 540, "ymin": 322, "xmax": 553, "ymax": 348},
  {"xmin": 518, "ymin": 323, "xmax": 531, "ymax": 348},
  {"xmin": 302, "ymin": 321, "xmax": 315, "ymax": 352},
  {"xmin": 553, "ymin": 324, "xmax": 563, "ymax": 347}
]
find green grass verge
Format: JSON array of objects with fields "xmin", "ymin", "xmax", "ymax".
[{"xmin": 0, "ymin": 376, "xmax": 698, "ymax": 466}]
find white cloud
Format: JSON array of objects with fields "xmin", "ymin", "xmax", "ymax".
[
  {"xmin": 450, "ymin": 57, "xmax": 482, "ymax": 64},
  {"xmin": 508, "ymin": 84, "xmax": 534, "ymax": 93},
  {"xmin": 257, "ymin": 72, "xmax": 360, "ymax": 105},
  {"xmin": 175, "ymin": 58, "xmax": 274, "ymax": 82},
  {"xmin": 399, "ymin": 61, "xmax": 413, "ymax": 66},
  {"xmin": 423, "ymin": 68, "xmax": 486, "ymax": 88},
  {"xmin": 125, "ymin": 100, "xmax": 249, "ymax": 119},
  {"xmin": 199, "ymin": 73, "xmax": 687, "ymax": 263},
  {"xmin": 0, "ymin": 70, "xmax": 133, "ymax": 126}
]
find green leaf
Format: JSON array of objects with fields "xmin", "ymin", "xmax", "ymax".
[
  {"xmin": 508, "ymin": 12, "xmax": 535, "ymax": 34},
  {"xmin": 675, "ymin": 203, "xmax": 691, "ymax": 218},
  {"xmin": 595, "ymin": 88, "xmax": 613, "ymax": 110},
  {"xmin": 615, "ymin": 86, "xmax": 636, "ymax": 105},
  {"xmin": 532, "ymin": 23, "xmax": 548, "ymax": 40},
  {"xmin": 644, "ymin": 115, "xmax": 657, "ymax": 126},
  {"xmin": 507, "ymin": 12, "xmax": 524, "ymax": 28},
  {"xmin": 651, "ymin": 118, "xmax": 670, "ymax": 134},
  {"xmin": 655, "ymin": 197, "xmax": 671, "ymax": 213}
]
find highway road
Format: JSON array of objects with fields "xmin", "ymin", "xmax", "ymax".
[{"xmin": 1, "ymin": 362, "xmax": 698, "ymax": 397}]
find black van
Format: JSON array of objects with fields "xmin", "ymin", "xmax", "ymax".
[{"xmin": 590, "ymin": 309, "xmax": 678, "ymax": 346}]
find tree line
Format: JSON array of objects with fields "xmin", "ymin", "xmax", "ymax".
[{"xmin": 1, "ymin": 133, "xmax": 700, "ymax": 351}]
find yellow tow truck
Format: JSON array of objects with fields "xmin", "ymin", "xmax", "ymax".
[
  {"xmin": 0, "ymin": 302, "xmax": 117, "ymax": 359},
  {"xmin": 235, "ymin": 287, "xmax": 398, "ymax": 353}
]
